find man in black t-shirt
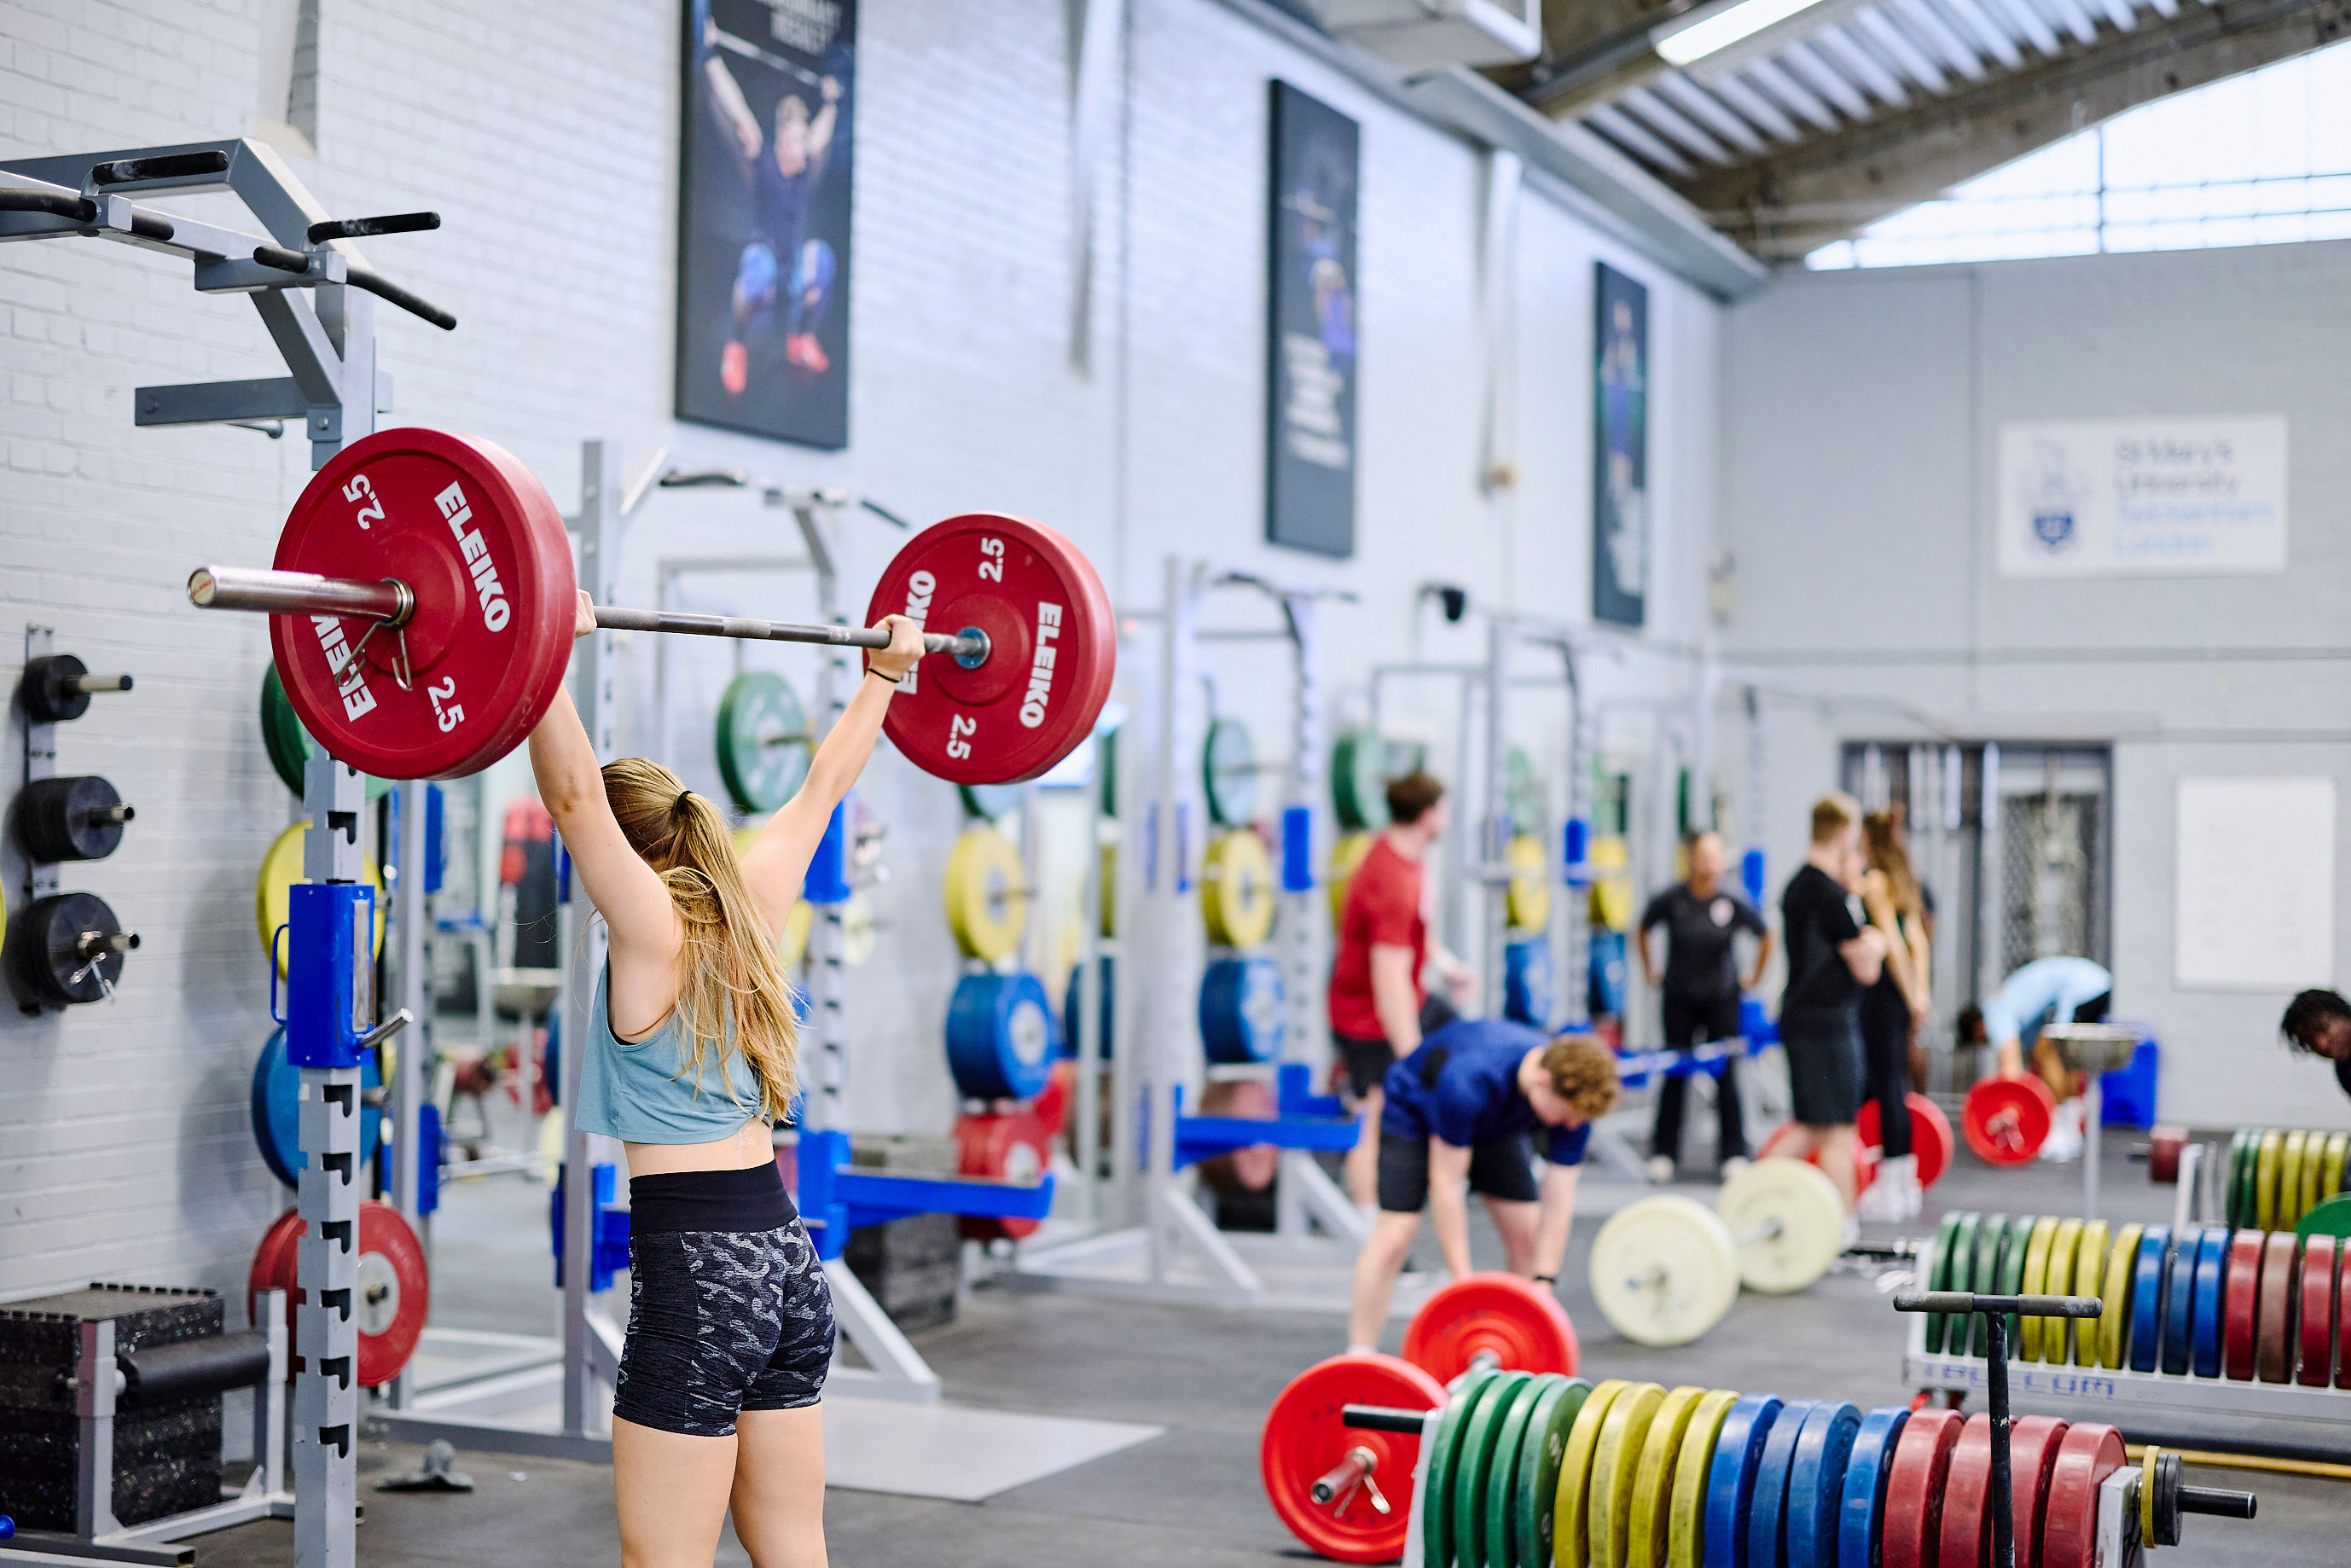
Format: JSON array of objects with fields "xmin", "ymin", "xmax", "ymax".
[
  {"xmin": 1638, "ymin": 830, "xmax": 1773, "ymax": 1181},
  {"xmin": 1773, "ymin": 793, "xmax": 1887, "ymax": 1208}
]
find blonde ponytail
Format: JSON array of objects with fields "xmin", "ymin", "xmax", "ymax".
[{"xmin": 600, "ymin": 757, "xmax": 799, "ymax": 1119}]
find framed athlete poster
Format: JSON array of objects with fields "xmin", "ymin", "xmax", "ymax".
[
  {"xmin": 1264, "ymin": 80, "xmax": 1359, "ymax": 560},
  {"xmin": 1592, "ymin": 263, "xmax": 1648, "ymax": 628},
  {"xmin": 676, "ymin": 0, "xmax": 855, "ymax": 449}
]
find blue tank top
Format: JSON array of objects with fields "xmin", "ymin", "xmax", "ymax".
[{"xmin": 573, "ymin": 965, "xmax": 769, "ymax": 1144}]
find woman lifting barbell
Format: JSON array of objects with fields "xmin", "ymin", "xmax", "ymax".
[
  {"xmin": 1345, "ymin": 1019, "xmax": 1620, "ymax": 1354},
  {"xmin": 533, "ymin": 590, "xmax": 925, "ymax": 1568}
]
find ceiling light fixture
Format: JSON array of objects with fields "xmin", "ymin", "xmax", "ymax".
[{"xmin": 1651, "ymin": 0, "xmax": 1835, "ymax": 66}]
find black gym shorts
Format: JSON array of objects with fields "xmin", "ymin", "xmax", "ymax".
[
  {"xmin": 1377, "ymin": 1133, "xmax": 1540, "ymax": 1213},
  {"xmin": 1779, "ymin": 1004, "xmax": 1864, "ymax": 1128},
  {"xmin": 1335, "ymin": 1033, "xmax": 1398, "ymax": 1100},
  {"xmin": 1335, "ymin": 998, "xmax": 1462, "ymax": 1101},
  {"xmin": 612, "ymin": 1165, "xmax": 835, "ymax": 1437}
]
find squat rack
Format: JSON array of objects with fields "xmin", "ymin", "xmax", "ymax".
[
  {"xmin": 1012, "ymin": 557, "xmax": 1365, "ymax": 1304},
  {"xmin": 1, "ymin": 136, "xmax": 457, "ymax": 1567}
]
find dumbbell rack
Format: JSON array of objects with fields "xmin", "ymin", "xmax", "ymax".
[{"xmin": 1900, "ymin": 1232, "xmax": 2351, "ymax": 1451}]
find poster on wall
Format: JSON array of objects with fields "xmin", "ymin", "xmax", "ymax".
[
  {"xmin": 1996, "ymin": 415, "xmax": 2287, "ymax": 577},
  {"xmin": 2175, "ymin": 776, "xmax": 2335, "ymax": 990},
  {"xmin": 1264, "ymin": 79, "xmax": 1358, "ymax": 560},
  {"xmin": 676, "ymin": 0, "xmax": 855, "ymax": 450},
  {"xmin": 1592, "ymin": 263, "xmax": 1647, "ymax": 628}
]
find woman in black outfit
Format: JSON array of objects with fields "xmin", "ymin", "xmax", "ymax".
[{"xmin": 1856, "ymin": 810, "xmax": 1930, "ymax": 1220}]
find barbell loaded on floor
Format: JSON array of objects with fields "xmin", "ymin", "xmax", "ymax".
[
  {"xmin": 1960, "ymin": 1025, "xmax": 2145, "ymax": 1167},
  {"xmin": 1259, "ymin": 1273, "xmax": 1577, "ymax": 1564},
  {"xmin": 1757, "ymin": 1091, "xmax": 1955, "ymax": 1199},
  {"xmin": 1262, "ymin": 1286, "xmax": 2256, "ymax": 1566},
  {"xmin": 1585, "ymin": 1157, "xmax": 1849, "ymax": 1347},
  {"xmin": 186, "ymin": 427, "xmax": 1115, "ymax": 786}
]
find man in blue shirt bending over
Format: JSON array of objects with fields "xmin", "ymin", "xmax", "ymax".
[
  {"xmin": 1958, "ymin": 955, "xmax": 2113, "ymax": 1164},
  {"xmin": 1346, "ymin": 1020, "xmax": 1619, "ymax": 1352}
]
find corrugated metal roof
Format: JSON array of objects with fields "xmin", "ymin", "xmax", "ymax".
[{"xmin": 1572, "ymin": 0, "xmax": 2189, "ymax": 179}]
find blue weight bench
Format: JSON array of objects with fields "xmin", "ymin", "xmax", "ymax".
[
  {"xmin": 1171, "ymin": 1063, "xmax": 1360, "ymax": 1170},
  {"xmin": 793, "ymin": 1127, "xmax": 1055, "ymax": 1262}
]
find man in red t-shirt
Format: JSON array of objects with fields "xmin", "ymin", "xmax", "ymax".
[{"xmin": 1329, "ymin": 770, "xmax": 1476, "ymax": 1205}]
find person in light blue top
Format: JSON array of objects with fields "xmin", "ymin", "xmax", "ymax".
[
  {"xmin": 1959, "ymin": 955, "xmax": 2113, "ymax": 1163},
  {"xmin": 530, "ymin": 586, "xmax": 924, "ymax": 1568}
]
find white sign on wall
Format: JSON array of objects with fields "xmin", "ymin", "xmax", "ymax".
[
  {"xmin": 1997, "ymin": 415, "xmax": 2287, "ymax": 577},
  {"xmin": 2175, "ymin": 777, "xmax": 2336, "ymax": 991}
]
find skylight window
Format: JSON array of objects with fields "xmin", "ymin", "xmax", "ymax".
[{"xmin": 1807, "ymin": 38, "xmax": 2351, "ymax": 270}]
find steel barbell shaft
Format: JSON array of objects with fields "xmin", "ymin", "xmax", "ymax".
[
  {"xmin": 2178, "ymin": 1484, "xmax": 2255, "ymax": 1519},
  {"xmin": 1309, "ymin": 1449, "xmax": 1375, "ymax": 1503},
  {"xmin": 1340, "ymin": 1404, "xmax": 1431, "ymax": 1436},
  {"xmin": 190, "ymin": 566, "xmax": 411, "ymax": 622},
  {"xmin": 189, "ymin": 566, "xmax": 990, "ymax": 663},
  {"xmin": 589, "ymin": 605, "xmax": 985, "ymax": 661}
]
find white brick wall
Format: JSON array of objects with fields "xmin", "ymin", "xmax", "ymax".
[{"xmin": 1, "ymin": 0, "xmax": 1721, "ymax": 1302}]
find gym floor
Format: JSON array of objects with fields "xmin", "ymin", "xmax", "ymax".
[{"xmin": 201, "ymin": 1135, "xmax": 2346, "ymax": 1566}]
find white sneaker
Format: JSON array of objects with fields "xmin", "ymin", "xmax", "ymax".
[
  {"xmin": 1721, "ymin": 1156, "xmax": 1751, "ymax": 1182},
  {"xmin": 1877, "ymin": 1155, "xmax": 1924, "ymax": 1220},
  {"xmin": 1855, "ymin": 1176, "xmax": 1905, "ymax": 1222},
  {"xmin": 2038, "ymin": 1123, "xmax": 2085, "ymax": 1164},
  {"xmin": 1646, "ymin": 1155, "xmax": 1675, "ymax": 1185}
]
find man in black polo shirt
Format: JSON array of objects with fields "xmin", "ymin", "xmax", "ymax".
[
  {"xmin": 1638, "ymin": 830, "xmax": 1773, "ymax": 1182},
  {"xmin": 1774, "ymin": 792, "xmax": 1887, "ymax": 1209}
]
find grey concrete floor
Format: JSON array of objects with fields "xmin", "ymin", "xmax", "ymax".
[{"xmin": 189, "ymin": 1123, "xmax": 2348, "ymax": 1565}]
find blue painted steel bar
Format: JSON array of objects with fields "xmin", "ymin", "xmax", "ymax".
[{"xmin": 793, "ymin": 1129, "xmax": 1054, "ymax": 1261}]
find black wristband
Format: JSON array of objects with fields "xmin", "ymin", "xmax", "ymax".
[
  {"xmin": 1533, "ymin": 1274, "xmax": 1557, "ymax": 1284},
  {"xmin": 867, "ymin": 666, "xmax": 901, "ymax": 684}
]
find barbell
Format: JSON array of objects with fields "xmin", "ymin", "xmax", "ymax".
[
  {"xmin": 1261, "ymin": 1273, "xmax": 1581, "ymax": 1566},
  {"xmin": 186, "ymin": 428, "xmax": 1115, "ymax": 785},
  {"xmin": 1265, "ymin": 1366, "xmax": 2240, "ymax": 1568},
  {"xmin": 1586, "ymin": 1156, "xmax": 1849, "ymax": 1347}
]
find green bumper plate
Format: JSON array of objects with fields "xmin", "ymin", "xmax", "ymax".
[
  {"xmin": 1925, "ymin": 1211, "xmax": 1965, "ymax": 1353},
  {"xmin": 1971, "ymin": 1214, "xmax": 2011, "ymax": 1358},
  {"xmin": 1425, "ymin": 1368, "xmax": 1498, "ymax": 1568},
  {"xmin": 1944, "ymin": 1213, "xmax": 1981, "ymax": 1356},
  {"xmin": 716, "ymin": 670, "xmax": 811, "ymax": 814},
  {"xmin": 1505, "ymin": 747, "xmax": 1543, "ymax": 838},
  {"xmin": 1204, "ymin": 717, "xmax": 1258, "ymax": 827},
  {"xmin": 1510, "ymin": 1375, "xmax": 1591, "ymax": 1568},
  {"xmin": 1479, "ymin": 1373, "xmax": 1551, "ymax": 1568},
  {"xmin": 1997, "ymin": 1213, "xmax": 2035, "ymax": 1347},
  {"xmin": 262, "ymin": 665, "xmax": 390, "ymax": 800},
  {"xmin": 1454, "ymin": 1371, "xmax": 1532, "ymax": 1568}
]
